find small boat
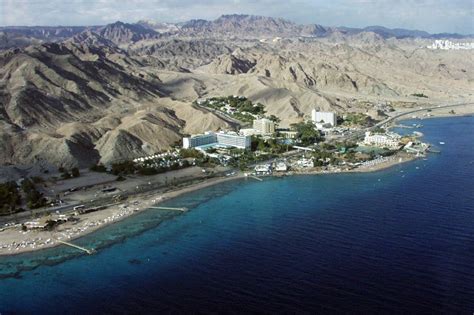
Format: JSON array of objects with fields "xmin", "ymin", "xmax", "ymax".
[{"xmin": 439, "ymin": 142, "xmax": 445, "ymax": 145}]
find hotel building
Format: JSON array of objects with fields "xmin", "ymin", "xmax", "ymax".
[
  {"xmin": 311, "ymin": 110, "xmax": 337, "ymax": 128},
  {"xmin": 253, "ymin": 118, "xmax": 275, "ymax": 134},
  {"xmin": 182, "ymin": 132, "xmax": 217, "ymax": 149},
  {"xmin": 183, "ymin": 131, "xmax": 251, "ymax": 150},
  {"xmin": 363, "ymin": 132, "xmax": 400, "ymax": 148}
]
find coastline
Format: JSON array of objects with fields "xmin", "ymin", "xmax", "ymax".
[
  {"xmin": 389, "ymin": 103, "xmax": 474, "ymax": 123},
  {"xmin": 0, "ymin": 174, "xmax": 245, "ymax": 256},
  {"xmin": 2, "ymin": 108, "xmax": 471, "ymax": 257},
  {"xmin": 0, "ymin": 152, "xmax": 417, "ymax": 257}
]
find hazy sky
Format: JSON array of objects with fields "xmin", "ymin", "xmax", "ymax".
[{"xmin": 1, "ymin": 0, "xmax": 473, "ymax": 34}]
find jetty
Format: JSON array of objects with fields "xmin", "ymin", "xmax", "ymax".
[
  {"xmin": 250, "ymin": 176, "xmax": 263, "ymax": 181},
  {"xmin": 57, "ymin": 240, "xmax": 95, "ymax": 255},
  {"xmin": 150, "ymin": 206, "xmax": 187, "ymax": 212}
]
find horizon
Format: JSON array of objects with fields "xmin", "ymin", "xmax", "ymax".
[
  {"xmin": 1, "ymin": 0, "xmax": 473, "ymax": 35},
  {"xmin": 0, "ymin": 14, "xmax": 472, "ymax": 37}
]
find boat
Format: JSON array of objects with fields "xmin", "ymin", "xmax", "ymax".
[{"xmin": 439, "ymin": 141, "xmax": 445, "ymax": 145}]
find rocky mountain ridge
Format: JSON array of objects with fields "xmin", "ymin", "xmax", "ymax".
[
  {"xmin": 2, "ymin": 14, "xmax": 472, "ymax": 49},
  {"xmin": 0, "ymin": 15, "xmax": 472, "ymax": 170}
]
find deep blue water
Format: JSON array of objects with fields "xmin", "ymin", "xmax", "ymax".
[{"xmin": 1, "ymin": 116, "xmax": 473, "ymax": 314}]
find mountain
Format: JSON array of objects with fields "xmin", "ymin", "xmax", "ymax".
[
  {"xmin": 180, "ymin": 14, "xmax": 327, "ymax": 38},
  {"xmin": 1, "ymin": 16, "xmax": 471, "ymax": 51},
  {"xmin": 136, "ymin": 20, "xmax": 180, "ymax": 34},
  {"xmin": 129, "ymin": 38, "xmax": 235, "ymax": 71},
  {"xmin": 0, "ymin": 26, "xmax": 88, "ymax": 41},
  {"xmin": 0, "ymin": 15, "xmax": 473, "ymax": 171},
  {"xmin": 0, "ymin": 26, "xmax": 91, "ymax": 49},
  {"xmin": 96, "ymin": 21, "xmax": 160, "ymax": 45},
  {"xmin": 0, "ymin": 31, "xmax": 43, "ymax": 49},
  {"xmin": 0, "ymin": 40, "xmax": 233, "ymax": 167},
  {"xmin": 362, "ymin": 26, "xmax": 431, "ymax": 38}
]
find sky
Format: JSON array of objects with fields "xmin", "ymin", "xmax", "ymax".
[{"xmin": 1, "ymin": 0, "xmax": 473, "ymax": 34}]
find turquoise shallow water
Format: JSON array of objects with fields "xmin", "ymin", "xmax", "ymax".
[{"xmin": 0, "ymin": 116, "xmax": 473, "ymax": 313}]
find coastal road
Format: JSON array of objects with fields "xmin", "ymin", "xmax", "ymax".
[
  {"xmin": 373, "ymin": 102, "xmax": 474, "ymax": 129},
  {"xmin": 344, "ymin": 102, "xmax": 474, "ymax": 141},
  {"xmin": 193, "ymin": 104, "xmax": 247, "ymax": 127}
]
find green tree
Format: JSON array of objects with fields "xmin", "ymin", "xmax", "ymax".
[
  {"xmin": 0, "ymin": 181, "xmax": 22, "ymax": 215},
  {"xmin": 267, "ymin": 115, "xmax": 281, "ymax": 124},
  {"xmin": 21, "ymin": 178, "xmax": 47, "ymax": 209},
  {"xmin": 179, "ymin": 149, "xmax": 204, "ymax": 159},
  {"xmin": 291, "ymin": 122, "xmax": 322, "ymax": 146},
  {"xmin": 90, "ymin": 164, "xmax": 107, "ymax": 172}
]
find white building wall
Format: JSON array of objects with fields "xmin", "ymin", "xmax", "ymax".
[
  {"xmin": 311, "ymin": 110, "xmax": 337, "ymax": 127},
  {"xmin": 363, "ymin": 132, "xmax": 400, "ymax": 148},
  {"xmin": 216, "ymin": 133, "xmax": 251, "ymax": 149},
  {"xmin": 183, "ymin": 132, "xmax": 251, "ymax": 149},
  {"xmin": 253, "ymin": 118, "xmax": 275, "ymax": 134},
  {"xmin": 182, "ymin": 133, "xmax": 217, "ymax": 148}
]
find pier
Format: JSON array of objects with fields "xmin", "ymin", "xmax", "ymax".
[
  {"xmin": 150, "ymin": 206, "xmax": 187, "ymax": 212},
  {"xmin": 57, "ymin": 240, "xmax": 95, "ymax": 254},
  {"xmin": 250, "ymin": 176, "xmax": 263, "ymax": 181}
]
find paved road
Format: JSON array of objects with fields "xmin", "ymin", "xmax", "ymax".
[
  {"xmin": 193, "ymin": 104, "xmax": 246, "ymax": 127},
  {"xmin": 345, "ymin": 102, "xmax": 474, "ymax": 141},
  {"xmin": 373, "ymin": 102, "xmax": 474, "ymax": 129}
]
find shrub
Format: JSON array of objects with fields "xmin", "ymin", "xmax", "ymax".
[
  {"xmin": 411, "ymin": 93, "xmax": 428, "ymax": 98},
  {"xmin": 90, "ymin": 164, "xmax": 107, "ymax": 172},
  {"xmin": 71, "ymin": 167, "xmax": 80, "ymax": 178}
]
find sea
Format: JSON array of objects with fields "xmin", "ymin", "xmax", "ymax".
[{"xmin": 0, "ymin": 116, "xmax": 473, "ymax": 314}]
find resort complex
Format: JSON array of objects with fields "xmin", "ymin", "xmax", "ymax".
[{"xmin": 0, "ymin": 95, "xmax": 439, "ymax": 239}]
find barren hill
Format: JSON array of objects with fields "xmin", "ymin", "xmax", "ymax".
[{"xmin": 0, "ymin": 15, "xmax": 473, "ymax": 170}]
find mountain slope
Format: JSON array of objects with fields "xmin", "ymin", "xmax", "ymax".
[
  {"xmin": 0, "ymin": 16, "xmax": 473, "ymax": 170},
  {"xmin": 96, "ymin": 21, "xmax": 160, "ymax": 45},
  {"xmin": 0, "ymin": 40, "xmax": 232, "ymax": 167}
]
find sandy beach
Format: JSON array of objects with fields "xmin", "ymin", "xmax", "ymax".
[{"xmin": 0, "ymin": 174, "xmax": 244, "ymax": 256}]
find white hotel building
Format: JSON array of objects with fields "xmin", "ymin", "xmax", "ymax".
[
  {"xmin": 183, "ymin": 131, "xmax": 251, "ymax": 150},
  {"xmin": 363, "ymin": 132, "xmax": 401, "ymax": 148},
  {"xmin": 253, "ymin": 118, "xmax": 275, "ymax": 134},
  {"xmin": 311, "ymin": 110, "xmax": 337, "ymax": 128}
]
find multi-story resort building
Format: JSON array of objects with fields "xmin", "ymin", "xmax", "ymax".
[
  {"xmin": 240, "ymin": 118, "xmax": 276, "ymax": 136},
  {"xmin": 253, "ymin": 118, "xmax": 275, "ymax": 134},
  {"xmin": 183, "ymin": 132, "xmax": 217, "ymax": 149},
  {"xmin": 311, "ymin": 110, "xmax": 337, "ymax": 128},
  {"xmin": 216, "ymin": 132, "xmax": 251, "ymax": 148},
  {"xmin": 183, "ymin": 131, "xmax": 251, "ymax": 150},
  {"xmin": 363, "ymin": 132, "xmax": 401, "ymax": 148}
]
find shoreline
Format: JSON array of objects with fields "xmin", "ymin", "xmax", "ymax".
[
  {"xmin": 2, "ymin": 110, "xmax": 471, "ymax": 257},
  {"xmin": 0, "ymin": 153, "xmax": 417, "ymax": 257},
  {"xmin": 388, "ymin": 103, "xmax": 474, "ymax": 124},
  {"xmin": 0, "ymin": 174, "xmax": 245, "ymax": 257}
]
